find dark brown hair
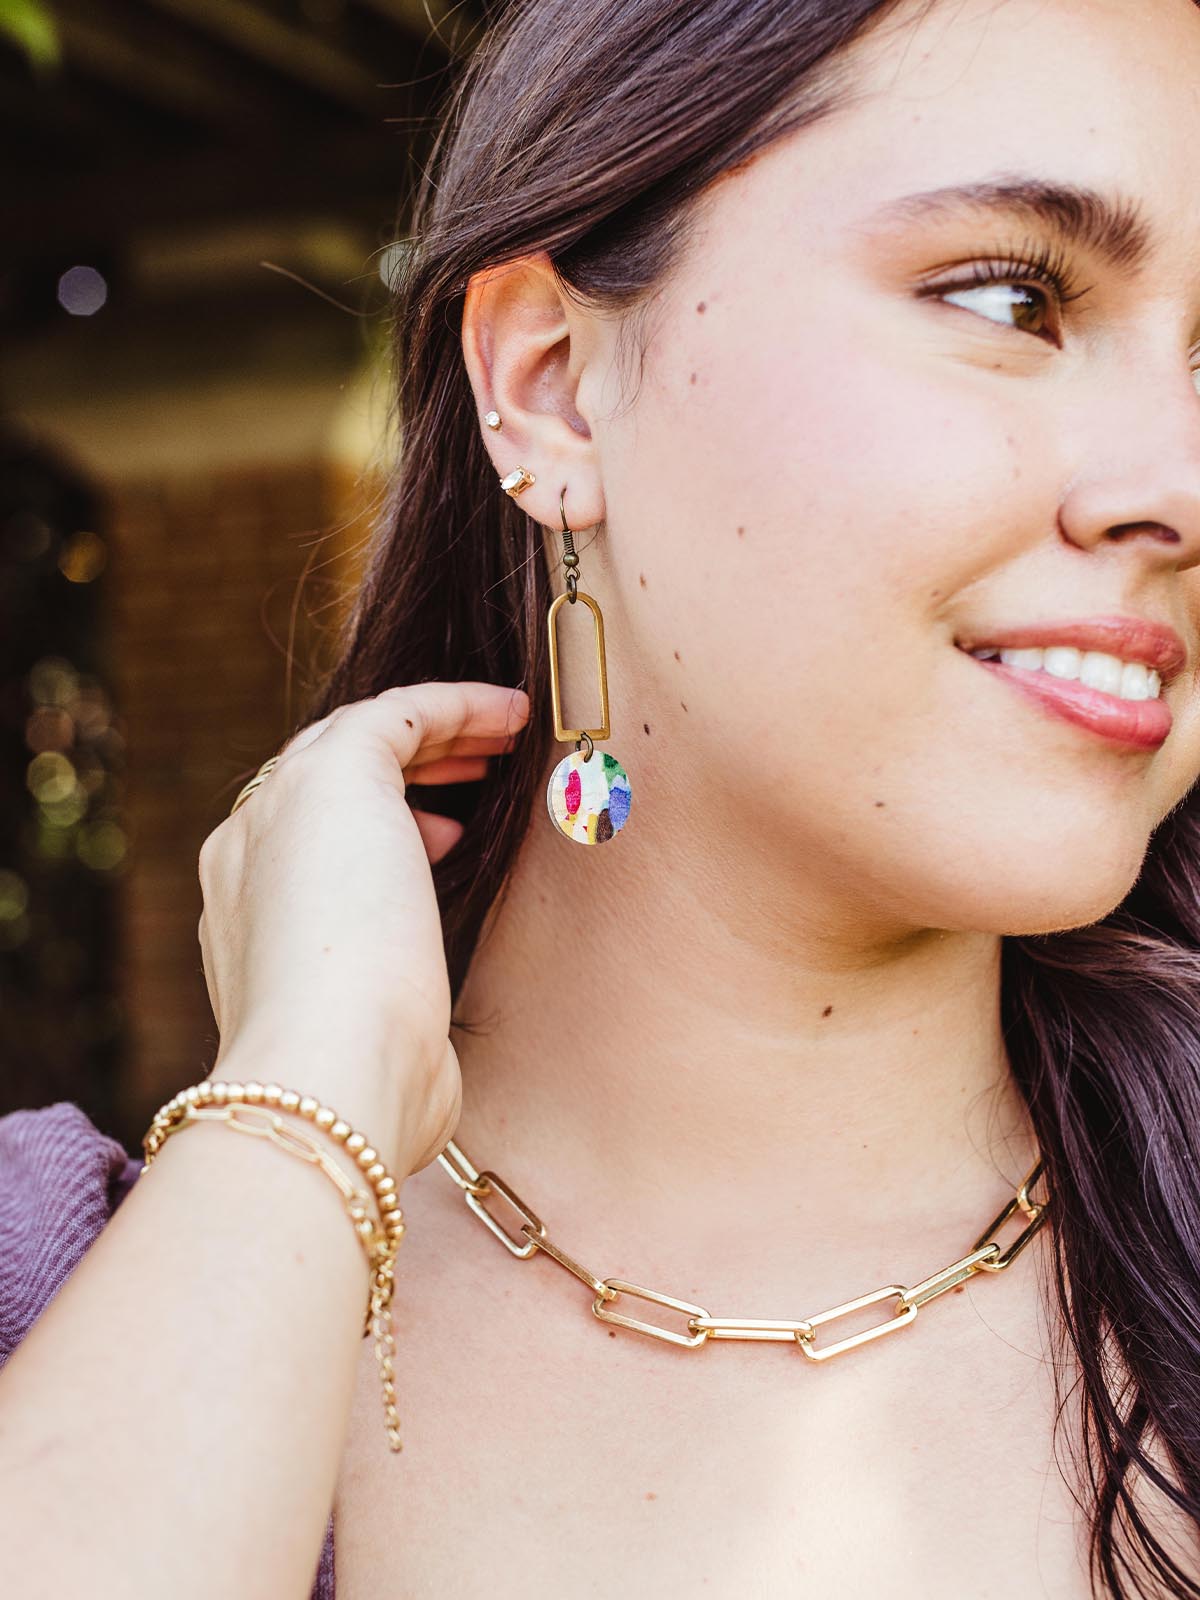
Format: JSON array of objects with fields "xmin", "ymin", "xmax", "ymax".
[{"xmin": 303, "ymin": 2, "xmax": 1200, "ymax": 1592}]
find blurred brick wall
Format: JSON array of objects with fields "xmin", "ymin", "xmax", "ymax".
[{"xmin": 106, "ymin": 459, "xmax": 373, "ymax": 1149}]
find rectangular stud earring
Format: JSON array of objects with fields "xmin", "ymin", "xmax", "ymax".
[{"xmin": 500, "ymin": 465, "xmax": 535, "ymax": 496}]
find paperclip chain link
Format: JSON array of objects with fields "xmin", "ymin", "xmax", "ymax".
[{"xmin": 436, "ymin": 1142, "xmax": 1049, "ymax": 1361}]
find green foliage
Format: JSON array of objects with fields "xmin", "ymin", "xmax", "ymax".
[{"xmin": 0, "ymin": 0, "xmax": 59, "ymax": 71}]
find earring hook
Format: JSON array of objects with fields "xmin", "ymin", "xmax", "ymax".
[{"xmin": 559, "ymin": 484, "xmax": 579, "ymax": 603}]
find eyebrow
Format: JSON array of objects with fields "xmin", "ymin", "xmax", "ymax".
[{"xmin": 863, "ymin": 174, "xmax": 1156, "ymax": 274}]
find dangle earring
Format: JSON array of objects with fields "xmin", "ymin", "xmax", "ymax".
[
  {"xmin": 495, "ymin": 461, "xmax": 632, "ymax": 842},
  {"xmin": 542, "ymin": 485, "xmax": 632, "ymax": 844}
]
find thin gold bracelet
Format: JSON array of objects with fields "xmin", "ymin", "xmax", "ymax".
[{"xmin": 141, "ymin": 1078, "xmax": 407, "ymax": 1452}]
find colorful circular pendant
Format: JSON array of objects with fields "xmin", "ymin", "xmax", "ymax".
[{"xmin": 546, "ymin": 749, "xmax": 632, "ymax": 844}]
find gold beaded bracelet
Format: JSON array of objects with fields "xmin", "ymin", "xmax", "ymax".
[{"xmin": 141, "ymin": 1078, "xmax": 407, "ymax": 1452}]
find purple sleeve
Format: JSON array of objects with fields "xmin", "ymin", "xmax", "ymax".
[{"xmin": 0, "ymin": 1100, "xmax": 337, "ymax": 1599}]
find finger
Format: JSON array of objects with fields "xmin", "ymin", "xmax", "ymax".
[
  {"xmin": 409, "ymin": 807, "xmax": 466, "ymax": 863},
  {"xmin": 402, "ymin": 755, "xmax": 491, "ymax": 785},
  {"xmin": 341, "ymin": 681, "xmax": 531, "ymax": 775},
  {"xmin": 403, "ymin": 733, "xmax": 526, "ymax": 768}
]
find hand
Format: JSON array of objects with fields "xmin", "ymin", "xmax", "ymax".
[{"xmin": 196, "ymin": 681, "xmax": 531, "ymax": 1176}]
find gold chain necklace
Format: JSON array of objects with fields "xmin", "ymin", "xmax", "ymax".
[{"xmin": 435, "ymin": 1143, "xmax": 1049, "ymax": 1358}]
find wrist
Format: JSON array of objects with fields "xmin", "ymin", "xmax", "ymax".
[{"xmin": 203, "ymin": 1040, "xmax": 413, "ymax": 1182}]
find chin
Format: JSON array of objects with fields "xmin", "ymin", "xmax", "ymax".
[
  {"xmin": 907, "ymin": 832, "xmax": 1150, "ymax": 938},
  {"xmin": 967, "ymin": 871, "xmax": 1144, "ymax": 939}
]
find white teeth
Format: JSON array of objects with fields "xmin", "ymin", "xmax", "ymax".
[
  {"xmin": 998, "ymin": 647, "xmax": 1042, "ymax": 671},
  {"xmin": 1079, "ymin": 651, "xmax": 1124, "ymax": 695},
  {"xmin": 1042, "ymin": 646, "xmax": 1082, "ymax": 679},
  {"xmin": 970, "ymin": 645, "xmax": 1164, "ymax": 700}
]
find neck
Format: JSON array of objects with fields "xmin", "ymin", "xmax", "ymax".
[{"xmin": 446, "ymin": 793, "xmax": 1039, "ymax": 1307}]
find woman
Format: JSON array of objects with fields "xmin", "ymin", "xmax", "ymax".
[{"xmin": 4, "ymin": 0, "xmax": 1200, "ymax": 1593}]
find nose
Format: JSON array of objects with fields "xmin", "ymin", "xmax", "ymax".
[{"xmin": 1058, "ymin": 355, "xmax": 1200, "ymax": 574}]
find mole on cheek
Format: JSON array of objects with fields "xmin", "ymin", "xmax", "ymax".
[
  {"xmin": 821, "ymin": 1005, "xmax": 833, "ymax": 1018},
  {"xmin": 696, "ymin": 301, "xmax": 707, "ymax": 313},
  {"xmin": 639, "ymin": 573, "xmax": 647, "ymax": 587}
]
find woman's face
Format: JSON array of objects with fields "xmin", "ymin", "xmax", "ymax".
[{"xmin": 578, "ymin": 0, "xmax": 1200, "ymax": 935}]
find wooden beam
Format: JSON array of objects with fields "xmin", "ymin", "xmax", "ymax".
[
  {"xmin": 53, "ymin": 10, "xmax": 256, "ymax": 130},
  {"xmin": 138, "ymin": 0, "xmax": 385, "ymax": 115},
  {"xmin": 354, "ymin": 0, "xmax": 466, "ymax": 53},
  {"xmin": 2, "ymin": 130, "xmax": 408, "ymax": 260}
]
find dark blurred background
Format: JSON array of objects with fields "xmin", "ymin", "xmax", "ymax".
[{"xmin": 0, "ymin": 0, "xmax": 485, "ymax": 1150}]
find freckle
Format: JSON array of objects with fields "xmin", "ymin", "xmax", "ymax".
[
  {"xmin": 690, "ymin": 372, "xmax": 698, "ymax": 384},
  {"xmin": 646, "ymin": 1491, "xmax": 658, "ymax": 1501},
  {"xmin": 821, "ymin": 1004, "xmax": 833, "ymax": 1018},
  {"xmin": 874, "ymin": 800, "xmax": 885, "ymax": 808},
  {"xmin": 295, "ymin": 1251, "xmax": 305, "ymax": 1264},
  {"xmin": 736, "ymin": 525, "xmax": 745, "ymax": 538},
  {"xmin": 643, "ymin": 722, "xmax": 650, "ymax": 735},
  {"xmin": 697, "ymin": 301, "xmax": 707, "ymax": 313},
  {"xmin": 680, "ymin": 701, "xmax": 688, "ymax": 713},
  {"xmin": 673, "ymin": 649, "xmax": 681, "ymax": 662},
  {"xmin": 639, "ymin": 572, "xmax": 647, "ymax": 587},
  {"xmin": 929, "ymin": 589, "xmax": 940, "ymax": 599},
  {"xmin": 1012, "ymin": 465, "xmax": 1022, "ymax": 480}
]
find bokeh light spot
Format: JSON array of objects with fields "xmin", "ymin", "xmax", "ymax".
[
  {"xmin": 76, "ymin": 821, "xmax": 128, "ymax": 872},
  {"xmin": 29, "ymin": 655, "xmax": 79, "ymax": 707},
  {"xmin": 57, "ymin": 265, "xmax": 108, "ymax": 316},
  {"xmin": 58, "ymin": 529, "xmax": 108, "ymax": 583},
  {"xmin": 25, "ymin": 704, "xmax": 75, "ymax": 753},
  {"xmin": 27, "ymin": 750, "xmax": 77, "ymax": 803},
  {"xmin": 0, "ymin": 870, "xmax": 30, "ymax": 921},
  {"xmin": 377, "ymin": 241, "xmax": 411, "ymax": 292}
]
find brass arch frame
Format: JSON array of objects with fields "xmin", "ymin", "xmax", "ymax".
[{"xmin": 547, "ymin": 589, "xmax": 611, "ymax": 743}]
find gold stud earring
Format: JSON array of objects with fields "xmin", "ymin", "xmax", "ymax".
[
  {"xmin": 544, "ymin": 484, "xmax": 632, "ymax": 845},
  {"xmin": 484, "ymin": 410, "xmax": 502, "ymax": 430},
  {"xmin": 499, "ymin": 466, "xmax": 536, "ymax": 497}
]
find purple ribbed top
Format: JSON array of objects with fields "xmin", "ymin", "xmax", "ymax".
[{"xmin": 0, "ymin": 1100, "xmax": 336, "ymax": 1597}]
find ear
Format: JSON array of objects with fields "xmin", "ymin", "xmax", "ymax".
[{"xmin": 461, "ymin": 252, "xmax": 606, "ymax": 533}]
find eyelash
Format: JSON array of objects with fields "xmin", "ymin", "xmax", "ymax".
[{"xmin": 923, "ymin": 238, "xmax": 1093, "ymax": 344}]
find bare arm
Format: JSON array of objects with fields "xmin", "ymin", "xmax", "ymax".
[
  {"xmin": 0, "ymin": 1054, "xmax": 409, "ymax": 1600},
  {"xmin": 0, "ymin": 678, "xmax": 529, "ymax": 1599}
]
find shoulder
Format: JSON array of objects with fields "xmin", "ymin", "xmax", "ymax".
[{"xmin": 0, "ymin": 1100, "xmax": 143, "ymax": 1365}]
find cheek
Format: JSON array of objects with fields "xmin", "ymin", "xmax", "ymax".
[
  {"xmin": 599, "ymin": 295, "xmax": 1185, "ymax": 932},
  {"xmin": 618, "ymin": 290, "xmax": 1048, "ymax": 713}
]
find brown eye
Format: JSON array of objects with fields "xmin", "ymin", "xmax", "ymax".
[{"xmin": 939, "ymin": 280, "xmax": 1053, "ymax": 338}]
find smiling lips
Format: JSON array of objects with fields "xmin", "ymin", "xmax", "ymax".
[{"xmin": 956, "ymin": 614, "xmax": 1188, "ymax": 751}]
